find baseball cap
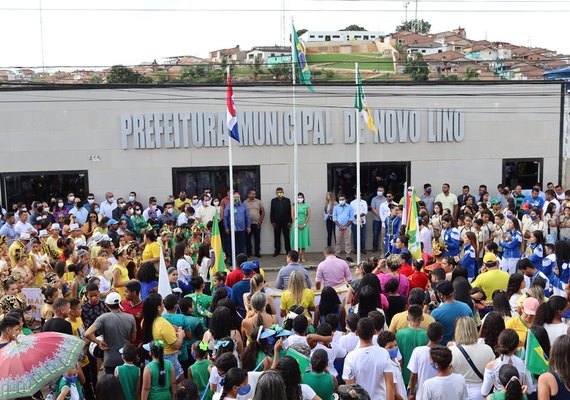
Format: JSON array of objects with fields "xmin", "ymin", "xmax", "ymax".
[
  {"xmin": 104, "ymin": 292, "xmax": 122, "ymax": 306},
  {"xmin": 523, "ymin": 297, "xmax": 540, "ymax": 315},
  {"xmin": 108, "ymin": 219, "xmax": 118, "ymax": 225},
  {"xmin": 91, "ymin": 232, "xmax": 104, "ymax": 243},
  {"xmin": 20, "ymin": 232, "xmax": 31, "ymax": 241},
  {"xmin": 483, "ymin": 253, "xmax": 498, "ymax": 265},
  {"xmin": 39, "ymin": 229, "xmax": 49, "ymax": 238},
  {"xmin": 240, "ymin": 261, "xmax": 256, "ymax": 276},
  {"xmin": 491, "ymin": 198, "xmax": 500, "ymax": 205},
  {"xmin": 51, "ymin": 223, "xmax": 61, "ymax": 230},
  {"xmin": 436, "ymin": 280, "xmax": 454, "ymax": 297},
  {"xmin": 70, "ymin": 223, "xmax": 80, "ymax": 231}
]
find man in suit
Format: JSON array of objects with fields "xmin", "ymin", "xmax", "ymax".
[
  {"xmin": 270, "ymin": 187, "xmax": 292, "ymax": 257},
  {"xmin": 457, "ymin": 185, "xmax": 477, "ymax": 207}
]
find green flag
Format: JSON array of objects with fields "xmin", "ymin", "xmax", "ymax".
[
  {"xmin": 210, "ymin": 209, "xmax": 225, "ymax": 281},
  {"xmin": 285, "ymin": 347, "xmax": 310, "ymax": 373},
  {"xmin": 291, "ymin": 23, "xmax": 314, "ymax": 92},
  {"xmin": 354, "ymin": 64, "xmax": 378, "ymax": 133},
  {"xmin": 526, "ymin": 329, "xmax": 549, "ymax": 375}
]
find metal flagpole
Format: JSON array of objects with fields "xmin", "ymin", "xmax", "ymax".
[
  {"xmin": 227, "ymin": 66, "xmax": 237, "ymax": 269},
  {"xmin": 355, "ymin": 63, "xmax": 361, "ymax": 265},
  {"xmin": 291, "ymin": 17, "xmax": 299, "ymax": 252}
]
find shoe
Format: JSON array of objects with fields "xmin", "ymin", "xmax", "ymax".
[
  {"xmin": 255, "ymin": 254, "xmax": 262, "ymax": 258},
  {"xmin": 273, "ymin": 253, "xmax": 279, "ymax": 257},
  {"xmin": 346, "ymin": 256, "xmax": 354, "ymax": 262}
]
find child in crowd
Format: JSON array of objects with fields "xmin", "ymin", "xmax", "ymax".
[
  {"xmin": 167, "ymin": 267, "xmax": 183, "ymax": 298},
  {"xmin": 339, "ymin": 313, "xmax": 360, "ymax": 354},
  {"xmin": 487, "ymin": 364, "xmax": 527, "ymax": 400},
  {"xmin": 408, "ymin": 259, "xmax": 429, "ymax": 290},
  {"xmin": 212, "ymin": 367, "xmax": 249, "ymax": 400},
  {"xmin": 176, "ymin": 379, "xmax": 199, "ymax": 400},
  {"xmin": 395, "ymin": 305, "xmax": 429, "ymax": 386},
  {"xmin": 377, "ymin": 331, "xmax": 407, "ymax": 400},
  {"xmin": 209, "ymin": 352, "xmax": 238, "ymax": 395},
  {"xmin": 310, "ymin": 323, "xmax": 346, "ymax": 378},
  {"xmin": 303, "ymin": 348, "xmax": 337, "ymax": 400},
  {"xmin": 422, "ymin": 345, "xmax": 468, "ymax": 400},
  {"xmin": 55, "ymin": 365, "xmax": 85, "ymax": 400},
  {"xmin": 141, "ymin": 341, "xmax": 176, "ymax": 400},
  {"xmin": 407, "ymin": 322, "xmax": 444, "ymax": 399},
  {"xmin": 188, "ymin": 341, "xmax": 213, "ymax": 400},
  {"xmin": 186, "ymin": 276, "xmax": 212, "ymax": 330},
  {"xmin": 41, "ymin": 285, "xmax": 59, "ymax": 324},
  {"xmin": 212, "ymin": 271, "xmax": 232, "ymax": 298},
  {"xmin": 115, "ymin": 343, "xmax": 140, "ymax": 400}
]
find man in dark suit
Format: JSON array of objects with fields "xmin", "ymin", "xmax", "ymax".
[
  {"xmin": 270, "ymin": 187, "xmax": 292, "ymax": 257},
  {"xmin": 457, "ymin": 185, "xmax": 477, "ymax": 207}
]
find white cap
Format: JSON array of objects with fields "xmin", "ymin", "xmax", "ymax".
[
  {"xmin": 51, "ymin": 223, "xmax": 61, "ymax": 231},
  {"xmin": 70, "ymin": 223, "xmax": 80, "ymax": 231},
  {"xmin": 75, "ymin": 238, "xmax": 86, "ymax": 247},
  {"xmin": 104, "ymin": 292, "xmax": 122, "ymax": 306},
  {"xmin": 20, "ymin": 232, "xmax": 31, "ymax": 240},
  {"xmin": 91, "ymin": 232, "xmax": 104, "ymax": 243},
  {"xmin": 39, "ymin": 230, "xmax": 49, "ymax": 237}
]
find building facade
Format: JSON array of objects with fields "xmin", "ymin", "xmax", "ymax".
[{"xmin": 0, "ymin": 82, "xmax": 565, "ymax": 253}]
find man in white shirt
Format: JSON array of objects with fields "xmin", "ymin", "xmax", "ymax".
[
  {"xmin": 350, "ymin": 194, "xmax": 368, "ymax": 255},
  {"xmin": 142, "ymin": 196, "xmax": 162, "ymax": 222},
  {"xmin": 99, "ymin": 192, "xmax": 117, "ymax": 219},
  {"xmin": 543, "ymin": 189, "xmax": 561, "ymax": 214},
  {"xmin": 422, "ymin": 345, "xmax": 468, "ymax": 400},
  {"xmin": 68, "ymin": 198, "xmax": 88, "ymax": 225},
  {"xmin": 435, "ymin": 183, "xmax": 459, "ymax": 219},
  {"xmin": 14, "ymin": 210, "xmax": 37, "ymax": 237},
  {"xmin": 407, "ymin": 322, "xmax": 444, "ymax": 400},
  {"xmin": 339, "ymin": 314, "xmax": 360, "ymax": 354},
  {"xmin": 195, "ymin": 194, "xmax": 217, "ymax": 225},
  {"xmin": 343, "ymin": 317, "xmax": 394, "ymax": 400},
  {"xmin": 371, "ymin": 186, "xmax": 387, "ymax": 253}
]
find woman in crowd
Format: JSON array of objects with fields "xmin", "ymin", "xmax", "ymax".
[
  {"xmin": 243, "ymin": 273, "xmax": 276, "ymax": 316},
  {"xmin": 174, "ymin": 242, "xmax": 194, "ymax": 295},
  {"xmin": 251, "ymin": 370, "xmax": 287, "ymax": 400},
  {"xmin": 112, "ymin": 245, "xmax": 137, "ymax": 299},
  {"xmin": 449, "ymin": 317, "xmax": 495, "ymax": 400},
  {"xmin": 280, "ymin": 270, "xmax": 315, "ymax": 318},
  {"xmin": 274, "ymin": 355, "xmax": 320, "ymax": 400},
  {"xmin": 430, "ymin": 201, "xmax": 444, "ymax": 241},
  {"xmin": 136, "ymin": 261, "xmax": 159, "ymax": 300},
  {"xmin": 478, "ymin": 312, "xmax": 505, "ymax": 358},
  {"xmin": 558, "ymin": 206, "xmax": 570, "ymax": 241},
  {"xmin": 506, "ymin": 273, "xmax": 526, "ymax": 315},
  {"xmin": 537, "ymin": 335, "xmax": 570, "ymax": 399},
  {"xmin": 378, "ymin": 254, "xmax": 410, "ymax": 298},
  {"xmin": 202, "ymin": 305, "xmax": 244, "ymax": 355},
  {"xmin": 142, "ymin": 230, "xmax": 161, "ymax": 267},
  {"xmin": 492, "ymin": 290, "xmax": 515, "ymax": 322},
  {"xmin": 197, "ymin": 243, "xmax": 211, "ymax": 286},
  {"xmin": 353, "ymin": 272, "xmax": 388, "ymax": 313},
  {"xmin": 384, "ymin": 278, "xmax": 407, "ymax": 326},
  {"xmin": 543, "ymin": 202, "xmax": 559, "ymax": 245},
  {"xmin": 131, "ymin": 205, "xmax": 148, "ymax": 240},
  {"xmin": 527, "ymin": 230, "xmax": 545, "ymax": 272},
  {"xmin": 533, "ymin": 295, "xmax": 570, "ymax": 346},
  {"xmin": 291, "ymin": 192, "xmax": 311, "ymax": 262},
  {"xmin": 241, "ymin": 292, "xmax": 278, "ymax": 339},
  {"xmin": 313, "ymin": 286, "xmax": 345, "ymax": 329},
  {"xmin": 323, "ymin": 192, "xmax": 337, "ymax": 247},
  {"xmin": 82, "ymin": 211, "xmax": 100, "ymax": 240}
]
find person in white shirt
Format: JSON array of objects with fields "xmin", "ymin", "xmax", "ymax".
[
  {"xmin": 310, "ymin": 323, "xmax": 347, "ymax": 378},
  {"xmin": 422, "ymin": 345, "xmax": 468, "ymax": 400},
  {"xmin": 339, "ymin": 314, "xmax": 360, "ymax": 354},
  {"xmin": 350, "ymin": 194, "xmax": 368, "ymax": 255},
  {"xmin": 378, "ymin": 331, "xmax": 407, "ymax": 400},
  {"xmin": 142, "ymin": 196, "xmax": 162, "ymax": 222},
  {"xmin": 14, "ymin": 210, "xmax": 37, "ymax": 237},
  {"xmin": 99, "ymin": 192, "xmax": 117, "ymax": 219},
  {"xmin": 342, "ymin": 317, "xmax": 394, "ymax": 400},
  {"xmin": 408, "ymin": 322, "xmax": 445, "ymax": 400},
  {"xmin": 195, "ymin": 194, "xmax": 217, "ymax": 225}
]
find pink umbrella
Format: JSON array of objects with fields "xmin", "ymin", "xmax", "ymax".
[{"xmin": 0, "ymin": 332, "xmax": 85, "ymax": 399}]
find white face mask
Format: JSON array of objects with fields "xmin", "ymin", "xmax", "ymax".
[
  {"xmin": 166, "ymin": 208, "xmax": 173, "ymax": 214},
  {"xmin": 58, "ymin": 202, "xmax": 64, "ymax": 208},
  {"xmin": 377, "ymin": 191, "xmax": 383, "ymax": 197},
  {"xmin": 191, "ymin": 199, "xmax": 198, "ymax": 205},
  {"xmin": 135, "ymin": 210, "xmax": 142, "ymax": 215},
  {"xmin": 87, "ymin": 199, "xmax": 94, "ymax": 204},
  {"xmin": 128, "ymin": 196, "xmax": 135, "ymax": 202},
  {"xmin": 297, "ymin": 197, "xmax": 304, "ymax": 203},
  {"xmin": 108, "ymin": 197, "xmax": 115, "ymax": 203},
  {"xmin": 68, "ymin": 196, "xmax": 75, "ymax": 202},
  {"xmin": 203, "ymin": 201, "xmax": 211, "ymax": 207},
  {"xmin": 213, "ymin": 200, "xmax": 220, "ymax": 206}
]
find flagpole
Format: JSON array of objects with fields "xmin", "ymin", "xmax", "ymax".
[
  {"xmin": 355, "ymin": 63, "xmax": 362, "ymax": 265},
  {"xmin": 291, "ymin": 17, "xmax": 299, "ymax": 252},
  {"xmin": 227, "ymin": 66, "xmax": 237, "ymax": 269}
]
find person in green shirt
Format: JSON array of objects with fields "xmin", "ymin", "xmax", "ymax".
[
  {"xmin": 115, "ymin": 343, "xmax": 141, "ymax": 400},
  {"xmin": 186, "ymin": 276, "xmax": 212, "ymax": 330},
  {"xmin": 55, "ymin": 366, "xmax": 85, "ymax": 400},
  {"xmin": 487, "ymin": 364, "xmax": 528, "ymax": 400},
  {"xmin": 395, "ymin": 304, "xmax": 429, "ymax": 385},
  {"xmin": 188, "ymin": 341, "xmax": 213, "ymax": 400},
  {"xmin": 302, "ymin": 348, "xmax": 336, "ymax": 400},
  {"xmin": 141, "ymin": 340, "xmax": 176, "ymax": 400}
]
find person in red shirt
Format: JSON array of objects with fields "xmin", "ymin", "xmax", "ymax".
[
  {"xmin": 399, "ymin": 250, "xmax": 414, "ymax": 277},
  {"xmin": 225, "ymin": 253, "xmax": 248, "ymax": 288},
  {"xmin": 121, "ymin": 281, "xmax": 143, "ymax": 346},
  {"xmin": 409, "ymin": 259, "xmax": 429, "ymax": 290}
]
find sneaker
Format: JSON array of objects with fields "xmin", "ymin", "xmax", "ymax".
[
  {"xmin": 272, "ymin": 252, "xmax": 279, "ymax": 257},
  {"xmin": 346, "ymin": 256, "xmax": 354, "ymax": 262}
]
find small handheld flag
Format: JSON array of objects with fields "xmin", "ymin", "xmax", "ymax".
[
  {"xmin": 291, "ymin": 23, "xmax": 314, "ymax": 92},
  {"xmin": 525, "ymin": 329, "xmax": 549, "ymax": 375},
  {"xmin": 354, "ymin": 64, "xmax": 378, "ymax": 133},
  {"xmin": 226, "ymin": 67, "xmax": 240, "ymax": 142}
]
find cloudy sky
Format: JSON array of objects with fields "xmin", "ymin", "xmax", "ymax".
[{"xmin": 1, "ymin": 0, "xmax": 569, "ymax": 68}]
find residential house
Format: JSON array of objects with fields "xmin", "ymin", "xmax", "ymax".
[
  {"xmin": 0, "ymin": 70, "xmax": 16, "ymax": 81},
  {"xmin": 300, "ymin": 30, "xmax": 385, "ymax": 42},
  {"xmin": 424, "ymin": 51, "xmax": 469, "ymax": 76},
  {"xmin": 436, "ymin": 35, "xmax": 472, "ymax": 53},
  {"xmin": 208, "ymin": 46, "xmax": 247, "ymax": 63},
  {"xmin": 16, "ymin": 69, "xmax": 35, "ymax": 81},
  {"xmin": 246, "ymin": 46, "xmax": 290, "ymax": 63},
  {"xmin": 406, "ymin": 41, "xmax": 448, "ymax": 56}
]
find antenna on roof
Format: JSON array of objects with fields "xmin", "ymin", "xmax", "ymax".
[{"xmin": 39, "ymin": 0, "xmax": 46, "ymax": 73}]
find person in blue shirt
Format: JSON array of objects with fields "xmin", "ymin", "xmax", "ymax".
[
  {"xmin": 384, "ymin": 204, "xmax": 401, "ymax": 256},
  {"xmin": 223, "ymin": 192, "xmax": 251, "ymax": 256},
  {"xmin": 528, "ymin": 230, "xmax": 545, "ymax": 272},
  {"xmin": 332, "ymin": 194, "xmax": 354, "ymax": 262},
  {"xmin": 430, "ymin": 280, "xmax": 473, "ymax": 345},
  {"xmin": 521, "ymin": 187, "xmax": 545, "ymax": 211},
  {"xmin": 230, "ymin": 262, "xmax": 256, "ymax": 318},
  {"xmin": 0, "ymin": 212, "xmax": 17, "ymax": 246},
  {"xmin": 517, "ymin": 257, "xmax": 565, "ymax": 297},
  {"xmin": 441, "ymin": 215, "xmax": 460, "ymax": 257},
  {"xmin": 500, "ymin": 217, "xmax": 522, "ymax": 275},
  {"xmin": 461, "ymin": 232, "xmax": 477, "ymax": 280}
]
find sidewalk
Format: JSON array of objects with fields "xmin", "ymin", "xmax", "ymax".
[{"xmin": 248, "ymin": 250, "xmax": 384, "ymax": 271}]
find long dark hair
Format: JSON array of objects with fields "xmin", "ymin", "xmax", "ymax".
[
  {"xmin": 217, "ymin": 298, "xmax": 242, "ymax": 330},
  {"xmin": 136, "ymin": 261, "xmax": 157, "ymax": 283},
  {"xmin": 142, "ymin": 293, "xmax": 162, "ymax": 343},
  {"xmin": 174, "ymin": 242, "xmax": 186, "ymax": 263},
  {"xmin": 355, "ymin": 285, "xmax": 380, "ymax": 318},
  {"xmin": 96, "ymin": 375, "xmax": 126, "ymax": 400},
  {"xmin": 241, "ymin": 327, "xmax": 265, "ymax": 372},
  {"xmin": 452, "ymin": 276, "xmax": 474, "ymax": 310},
  {"xmin": 197, "ymin": 243, "xmax": 210, "ymax": 266},
  {"xmin": 318, "ymin": 286, "xmax": 341, "ymax": 318},
  {"xmin": 498, "ymin": 364, "xmax": 524, "ymax": 400},
  {"xmin": 480, "ymin": 312, "xmax": 505, "ymax": 357},
  {"xmin": 354, "ymin": 272, "xmax": 382, "ymax": 307},
  {"xmin": 220, "ymin": 368, "xmax": 248, "ymax": 400},
  {"xmin": 492, "ymin": 290, "xmax": 512, "ymax": 318},
  {"xmin": 506, "ymin": 273, "xmax": 525, "ymax": 299},
  {"xmin": 150, "ymin": 342, "xmax": 167, "ymax": 387},
  {"xmin": 275, "ymin": 356, "xmax": 303, "ymax": 400},
  {"xmin": 495, "ymin": 329, "xmax": 519, "ymax": 356},
  {"xmin": 534, "ymin": 295, "xmax": 568, "ymax": 326},
  {"xmin": 209, "ymin": 306, "xmax": 232, "ymax": 340}
]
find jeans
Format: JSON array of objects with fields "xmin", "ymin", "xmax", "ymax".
[
  {"xmin": 326, "ymin": 217, "xmax": 336, "ymax": 246},
  {"xmin": 351, "ymin": 224, "xmax": 366, "ymax": 251},
  {"xmin": 246, "ymin": 223, "xmax": 261, "ymax": 256},
  {"xmin": 372, "ymin": 220, "xmax": 383, "ymax": 251},
  {"xmin": 164, "ymin": 353, "xmax": 184, "ymax": 379},
  {"xmin": 273, "ymin": 222, "xmax": 291, "ymax": 254}
]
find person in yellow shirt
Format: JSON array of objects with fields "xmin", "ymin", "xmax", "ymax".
[
  {"xmin": 174, "ymin": 190, "xmax": 192, "ymax": 212},
  {"xmin": 471, "ymin": 253, "xmax": 510, "ymax": 299},
  {"xmin": 8, "ymin": 233, "xmax": 31, "ymax": 268},
  {"xmin": 141, "ymin": 293, "xmax": 186, "ymax": 381},
  {"xmin": 280, "ymin": 270, "xmax": 315, "ymax": 318},
  {"xmin": 45, "ymin": 223, "xmax": 63, "ymax": 260},
  {"xmin": 505, "ymin": 297, "xmax": 539, "ymax": 347},
  {"xmin": 389, "ymin": 288, "xmax": 436, "ymax": 333},
  {"xmin": 142, "ymin": 231, "xmax": 161, "ymax": 270},
  {"xmin": 112, "ymin": 245, "xmax": 137, "ymax": 299}
]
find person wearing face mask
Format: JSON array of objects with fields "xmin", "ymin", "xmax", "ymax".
[
  {"xmin": 54, "ymin": 366, "xmax": 85, "ymax": 400},
  {"xmin": 290, "ymin": 192, "xmax": 311, "ymax": 263},
  {"xmin": 195, "ymin": 194, "xmax": 217, "ymax": 225},
  {"xmin": 270, "ymin": 187, "xmax": 292, "ymax": 257},
  {"xmin": 83, "ymin": 193, "xmax": 96, "ymax": 211},
  {"xmin": 175, "ymin": 190, "xmax": 192, "ymax": 211},
  {"xmin": 420, "ymin": 183, "xmax": 435, "ymax": 217},
  {"xmin": 130, "ymin": 206, "xmax": 148, "ymax": 240},
  {"xmin": 190, "ymin": 194, "xmax": 202, "ymax": 211},
  {"xmin": 371, "ymin": 186, "xmax": 387, "ymax": 253},
  {"xmin": 112, "ymin": 198, "xmax": 127, "ymax": 221},
  {"xmin": 143, "ymin": 197, "xmax": 162, "ymax": 222},
  {"xmin": 377, "ymin": 331, "xmax": 408, "ymax": 400},
  {"xmin": 120, "ymin": 206, "xmax": 135, "ymax": 231},
  {"xmin": 69, "ymin": 198, "xmax": 88, "ymax": 225},
  {"xmin": 333, "ymin": 194, "xmax": 354, "ymax": 262},
  {"xmin": 223, "ymin": 192, "xmax": 251, "ymax": 257},
  {"xmin": 64, "ymin": 192, "xmax": 76, "ymax": 212},
  {"xmin": 100, "ymin": 192, "xmax": 118, "ymax": 219},
  {"xmin": 158, "ymin": 202, "xmax": 177, "ymax": 227},
  {"xmin": 126, "ymin": 191, "xmax": 143, "ymax": 211},
  {"xmin": 53, "ymin": 198, "xmax": 69, "ymax": 221}
]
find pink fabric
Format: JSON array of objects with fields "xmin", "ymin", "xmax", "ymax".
[
  {"xmin": 315, "ymin": 256, "xmax": 353, "ymax": 288},
  {"xmin": 377, "ymin": 272, "xmax": 410, "ymax": 298}
]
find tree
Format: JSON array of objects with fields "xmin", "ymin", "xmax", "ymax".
[
  {"xmin": 106, "ymin": 65, "xmax": 146, "ymax": 84},
  {"xmin": 404, "ymin": 53, "xmax": 429, "ymax": 81},
  {"xmin": 396, "ymin": 19, "xmax": 431, "ymax": 34},
  {"xmin": 439, "ymin": 74, "xmax": 460, "ymax": 81},
  {"xmin": 464, "ymin": 66, "xmax": 479, "ymax": 80},
  {"xmin": 269, "ymin": 62, "xmax": 292, "ymax": 80},
  {"xmin": 340, "ymin": 24, "xmax": 366, "ymax": 31},
  {"xmin": 297, "ymin": 28, "xmax": 308, "ymax": 37},
  {"xmin": 153, "ymin": 70, "xmax": 170, "ymax": 83},
  {"xmin": 251, "ymin": 54, "xmax": 264, "ymax": 81},
  {"xmin": 220, "ymin": 56, "xmax": 228, "ymax": 71}
]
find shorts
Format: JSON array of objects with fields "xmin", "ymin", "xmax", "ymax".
[{"xmin": 164, "ymin": 353, "xmax": 184, "ymax": 379}]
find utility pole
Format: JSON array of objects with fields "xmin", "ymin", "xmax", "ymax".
[
  {"xmin": 414, "ymin": 0, "xmax": 418, "ymax": 32},
  {"xmin": 404, "ymin": 1, "xmax": 410, "ymax": 24},
  {"xmin": 281, "ymin": 0, "xmax": 286, "ymax": 46}
]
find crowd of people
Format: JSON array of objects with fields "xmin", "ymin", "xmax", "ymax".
[{"xmin": 0, "ymin": 181, "xmax": 570, "ymax": 400}]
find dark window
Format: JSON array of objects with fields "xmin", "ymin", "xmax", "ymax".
[
  {"xmin": 327, "ymin": 162, "xmax": 410, "ymax": 204},
  {"xmin": 503, "ymin": 159, "xmax": 543, "ymax": 190},
  {"xmin": 172, "ymin": 166, "xmax": 261, "ymax": 201},
  {"xmin": 1, "ymin": 171, "xmax": 88, "ymax": 208}
]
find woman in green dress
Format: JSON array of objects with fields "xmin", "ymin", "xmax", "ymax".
[
  {"xmin": 290, "ymin": 192, "xmax": 311, "ymax": 262},
  {"xmin": 141, "ymin": 340, "xmax": 176, "ymax": 400}
]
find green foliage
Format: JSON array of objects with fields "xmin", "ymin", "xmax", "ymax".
[
  {"xmin": 396, "ymin": 19, "xmax": 431, "ymax": 34},
  {"xmin": 269, "ymin": 63, "xmax": 292, "ymax": 80},
  {"xmin": 340, "ymin": 24, "xmax": 367, "ymax": 31},
  {"xmin": 220, "ymin": 56, "xmax": 228, "ymax": 71},
  {"xmin": 464, "ymin": 66, "xmax": 479, "ymax": 80},
  {"xmin": 106, "ymin": 65, "xmax": 148, "ymax": 84},
  {"xmin": 251, "ymin": 54, "xmax": 264, "ymax": 81},
  {"xmin": 297, "ymin": 28, "xmax": 308, "ymax": 37},
  {"xmin": 439, "ymin": 74, "xmax": 460, "ymax": 81},
  {"xmin": 88, "ymin": 74, "xmax": 103, "ymax": 84},
  {"xmin": 404, "ymin": 53, "xmax": 429, "ymax": 81},
  {"xmin": 153, "ymin": 70, "xmax": 170, "ymax": 83},
  {"xmin": 177, "ymin": 65, "xmax": 222, "ymax": 83}
]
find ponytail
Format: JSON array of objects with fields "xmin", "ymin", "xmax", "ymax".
[
  {"xmin": 150, "ymin": 341, "xmax": 166, "ymax": 387},
  {"xmin": 498, "ymin": 364, "xmax": 524, "ymax": 400},
  {"xmin": 219, "ymin": 367, "xmax": 248, "ymax": 400}
]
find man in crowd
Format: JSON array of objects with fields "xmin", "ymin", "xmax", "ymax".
[
  {"xmin": 315, "ymin": 246, "xmax": 352, "ymax": 290},
  {"xmin": 333, "ymin": 193, "xmax": 354, "ymax": 262},
  {"xmin": 435, "ymin": 183, "xmax": 458, "ymax": 219},
  {"xmin": 371, "ymin": 186, "xmax": 387, "ymax": 253},
  {"xmin": 275, "ymin": 250, "xmax": 312, "ymax": 290},
  {"xmin": 143, "ymin": 196, "xmax": 162, "ymax": 221},
  {"xmin": 430, "ymin": 281, "xmax": 473, "ymax": 345},
  {"xmin": 223, "ymin": 192, "xmax": 251, "ymax": 257},
  {"xmin": 69, "ymin": 197, "xmax": 88, "ymax": 225},
  {"xmin": 244, "ymin": 188, "xmax": 264, "ymax": 258},
  {"xmin": 0, "ymin": 212, "xmax": 17, "ymax": 245},
  {"xmin": 457, "ymin": 185, "xmax": 476, "ymax": 207},
  {"xmin": 388, "ymin": 288, "xmax": 435, "ymax": 333},
  {"xmin": 100, "ymin": 192, "xmax": 117, "ymax": 219},
  {"xmin": 471, "ymin": 253, "xmax": 509, "ymax": 299},
  {"xmin": 195, "ymin": 194, "xmax": 216, "ymax": 225},
  {"xmin": 420, "ymin": 183, "xmax": 434, "ymax": 216},
  {"xmin": 41, "ymin": 298, "xmax": 72, "ymax": 335},
  {"xmin": 543, "ymin": 188, "xmax": 561, "ymax": 214},
  {"xmin": 174, "ymin": 189, "xmax": 192, "ymax": 211},
  {"xmin": 270, "ymin": 187, "xmax": 292, "ymax": 257},
  {"xmin": 521, "ymin": 186, "xmax": 545, "ymax": 211},
  {"xmin": 350, "ymin": 192, "xmax": 367, "ymax": 255},
  {"xmin": 14, "ymin": 209, "xmax": 36, "ymax": 237},
  {"xmin": 230, "ymin": 262, "xmax": 256, "ymax": 318},
  {"xmin": 126, "ymin": 191, "xmax": 143, "ymax": 211}
]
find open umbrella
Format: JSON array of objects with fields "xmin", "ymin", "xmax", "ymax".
[{"xmin": 0, "ymin": 332, "xmax": 85, "ymax": 399}]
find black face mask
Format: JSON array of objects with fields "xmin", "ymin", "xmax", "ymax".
[{"xmin": 37, "ymin": 207, "xmax": 44, "ymax": 213}]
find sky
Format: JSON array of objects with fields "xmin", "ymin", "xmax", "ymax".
[{"xmin": 1, "ymin": 0, "xmax": 569, "ymax": 69}]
